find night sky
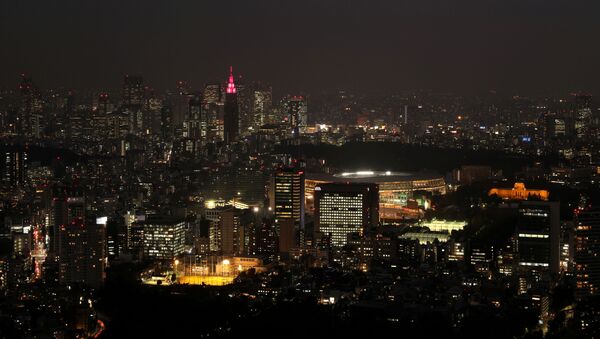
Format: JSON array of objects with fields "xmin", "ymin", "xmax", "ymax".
[{"xmin": 1, "ymin": 0, "xmax": 599, "ymax": 95}]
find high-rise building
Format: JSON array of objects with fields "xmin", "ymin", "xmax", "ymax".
[
  {"xmin": 314, "ymin": 183, "xmax": 379, "ymax": 248},
  {"xmin": 284, "ymin": 96, "xmax": 307, "ymax": 137},
  {"xmin": 202, "ymin": 83, "xmax": 223, "ymax": 142},
  {"xmin": 140, "ymin": 216, "xmax": 185, "ymax": 260},
  {"xmin": 574, "ymin": 207, "xmax": 600, "ymax": 300},
  {"xmin": 3, "ymin": 149, "xmax": 27, "ymax": 188},
  {"xmin": 248, "ymin": 218, "xmax": 277, "ymax": 258},
  {"xmin": 18, "ymin": 74, "xmax": 44, "ymax": 137},
  {"xmin": 515, "ymin": 201, "xmax": 560, "ymax": 275},
  {"xmin": 236, "ymin": 80, "xmax": 253, "ymax": 135},
  {"xmin": 252, "ymin": 88, "xmax": 273, "ymax": 129},
  {"xmin": 183, "ymin": 94, "xmax": 203, "ymax": 140},
  {"xmin": 574, "ymin": 94, "xmax": 592, "ymax": 140},
  {"xmin": 219, "ymin": 208, "xmax": 244, "ymax": 256},
  {"xmin": 122, "ymin": 75, "xmax": 145, "ymax": 136},
  {"xmin": 203, "ymin": 83, "xmax": 222, "ymax": 105},
  {"xmin": 50, "ymin": 189, "xmax": 85, "ymax": 258},
  {"xmin": 122, "ymin": 75, "xmax": 144, "ymax": 109},
  {"xmin": 58, "ymin": 216, "xmax": 106, "ymax": 288},
  {"xmin": 223, "ymin": 66, "xmax": 239, "ymax": 144},
  {"xmin": 271, "ymin": 168, "xmax": 305, "ymax": 228},
  {"xmin": 91, "ymin": 92, "xmax": 111, "ymax": 139}
]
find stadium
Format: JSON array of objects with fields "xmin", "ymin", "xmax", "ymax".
[{"xmin": 306, "ymin": 171, "xmax": 446, "ymax": 220}]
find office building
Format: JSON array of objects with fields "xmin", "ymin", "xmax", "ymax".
[
  {"xmin": 252, "ymin": 88, "xmax": 272, "ymax": 129},
  {"xmin": 515, "ymin": 201, "xmax": 560, "ymax": 275},
  {"xmin": 284, "ymin": 96, "xmax": 307, "ymax": 136},
  {"xmin": 314, "ymin": 183, "xmax": 379, "ymax": 248},
  {"xmin": 122, "ymin": 75, "xmax": 144, "ymax": 109},
  {"xmin": 272, "ymin": 168, "xmax": 305, "ymax": 228},
  {"xmin": 140, "ymin": 216, "xmax": 185, "ymax": 260},
  {"xmin": 3, "ymin": 149, "xmax": 27, "ymax": 188},
  {"xmin": 50, "ymin": 189, "xmax": 86, "ymax": 258},
  {"xmin": 58, "ymin": 216, "xmax": 106, "ymax": 288},
  {"xmin": 574, "ymin": 207, "xmax": 600, "ymax": 300},
  {"xmin": 219, "ymin": 208, "xmax": 244, "ymax": 256}
]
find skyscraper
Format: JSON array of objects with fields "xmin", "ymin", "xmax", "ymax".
[
  {"xmin": 271, "ymin": 168, "xmax": 305, "ymax": 251},
  {"xmin": 574, "ymin": 207, "xmax": 600, "ymax": 300},
  {"xmin": 574, "ymin": 93, "xmax": 592, "ymax": 140},
  {"xmin": 18, "ymin": 74, "xmax": 43, "ymax": 137},
  {"xmin": 271, "ymin": 168, "xmax": 305, "ymax": 228},
  {"xmin": 515, "ymin": 201, "xmax": 560, "ymax": 275},
  {"xmin": 283, "ymin": 96, "xmax": 307, "ymax": 137},
  {"xmin": 223, "ymin": 66, "xmax": 239, "ymax": 144},
  {"xmin": 122, "ymin": 75, "xmax": 145, "ymax": 136},
  {"xmin": 219, "ymin": 208, "xmax": 244, "ymax": 256},
  {"xmin": 314, "ymin": 183, "xmax": 379, "ymax": 248},
  {"xmin": 58, "ymin": 216, "xmax": 106, "ymax": 288},
  {"xmin": 122, "ymin": 75, "xmax": 144, "ymax": 109},
  {"xmin": 50, "ymin": 188, "xmax": 86, "ymax": 259},
  {"xmin": 252, "ymin": 88, "xmax": 272, "ymax": 129},
  {"xmin": 183, "ymin": 94, "xmax": 202, "ymax": 139},
  {"xmin": 3, "ymin": 149, "xmax": 27, "ymax": 188},
  {"xmin": 202, "ymin": 83, "xmax": 223, "ymax": 142}
]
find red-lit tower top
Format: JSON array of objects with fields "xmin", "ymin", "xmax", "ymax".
[{"xmin": 226, "ymin": 66, "xmax": 236, "ymax": 94}]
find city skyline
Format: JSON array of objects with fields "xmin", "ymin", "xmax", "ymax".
[{"xmin": 2, "ymin": 1, "xmax": 600, "ymax": 338}]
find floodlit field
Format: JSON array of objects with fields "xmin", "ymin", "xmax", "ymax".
[{"xmin": 178, "ymin": 275, "xmax": 235, "ymax": 286}]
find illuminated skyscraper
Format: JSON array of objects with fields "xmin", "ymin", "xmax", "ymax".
[
  {"xmin": 3, "ymin": 149, "xmax": 27, "ymax": 188},
  {"xmin": 271, "ymin": 168, "xmax": 305, "ymax": 227},
  {"xmin": 183, "ymin": 94, "xmax": 203, "ymax": 139},
  {"xmin": 252, "ymin": 88, "xmax": 272, "ymax": 129},
  {"xmin": 314, "ymin": 183, "xmax": 379, "ymax": 248},
  {"xmin": 18, "ymin": 74, "xmax": 43, "ymax": 137},
  {"xmin": 515, "ymin": 201, "xmax": 560, "ymax": 277},
  {"xmin": 122, "ymin": 75, "xmax": 144, "ymax": 109},
  {"xmin": 236, "ymin": 79, "xmax": 253, "ymax": 135},
  {"xmin": 50, "ymin": 189, "xmax": 85, "ymax": 259},
  {"xmin": 284, "ymin": 96, "xmax": 307, "ymax": 137},
  {"xmin": 91, "ymin": 92, "xmax": 111, "ymax": 139},
  {"xmin": 574, "ymin": 93, "xmax": 592, "ymax": 139},
  {"xmin": 574, "ymin": 207, "xmax": 600, "ymax": 300},
  {"xmin": 223, "ymin": 66, "xmax": 239, "ymax": 144},
  {"xmin": 202, "ymin": 83, "xmax": 222, "ymax": 142}
]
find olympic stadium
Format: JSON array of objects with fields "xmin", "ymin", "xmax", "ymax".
[{"xmin": 305, "ymin": 171, "xmax": 446, "ymax": 220}]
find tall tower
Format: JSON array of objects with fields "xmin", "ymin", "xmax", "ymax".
[
  {"xmin": 252, "ymin": 87, "xmax": 273, "ymax": 129},
  {"xmin": 223, "ymin": 66, "xmax": 239, "ymax": 144},
  {"xmin": 271, "ymin": 168, "xmax": 305, "ymax": 252},
  {"xmin": 514, "ymin": 201, "xmax": 560, "ymax": 294},
  {"xmin": 58, "ymin": 216, "xmax": 106, "ymax": 288},
  {"xmin": 574, "ymin": 207, "xmax": 600, "ymax": 300},
  {"xmin": 574, "ymin": 93, "xmax": 592, "ymax": 140},
  {"xmin": 122, "ymin": 75, "xmax": 144, "ymax": 110},
  {"xmin": 284, "ymin": 96, "xmax": 307, "ymax": 137}
]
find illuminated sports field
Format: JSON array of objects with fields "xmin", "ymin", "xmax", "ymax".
[{"xmin": 178, "ymin": 275, "xmax": 235, "ymax": 286}]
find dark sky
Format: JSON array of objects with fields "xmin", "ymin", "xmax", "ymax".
[{"xmin": 1, "ymin": 0, "xmax": 599, "ymax": 95}]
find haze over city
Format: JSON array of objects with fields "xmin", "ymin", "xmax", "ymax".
[{"xmin": 2, "ymin": 0, "xmax": 600, "ymax": 94}]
